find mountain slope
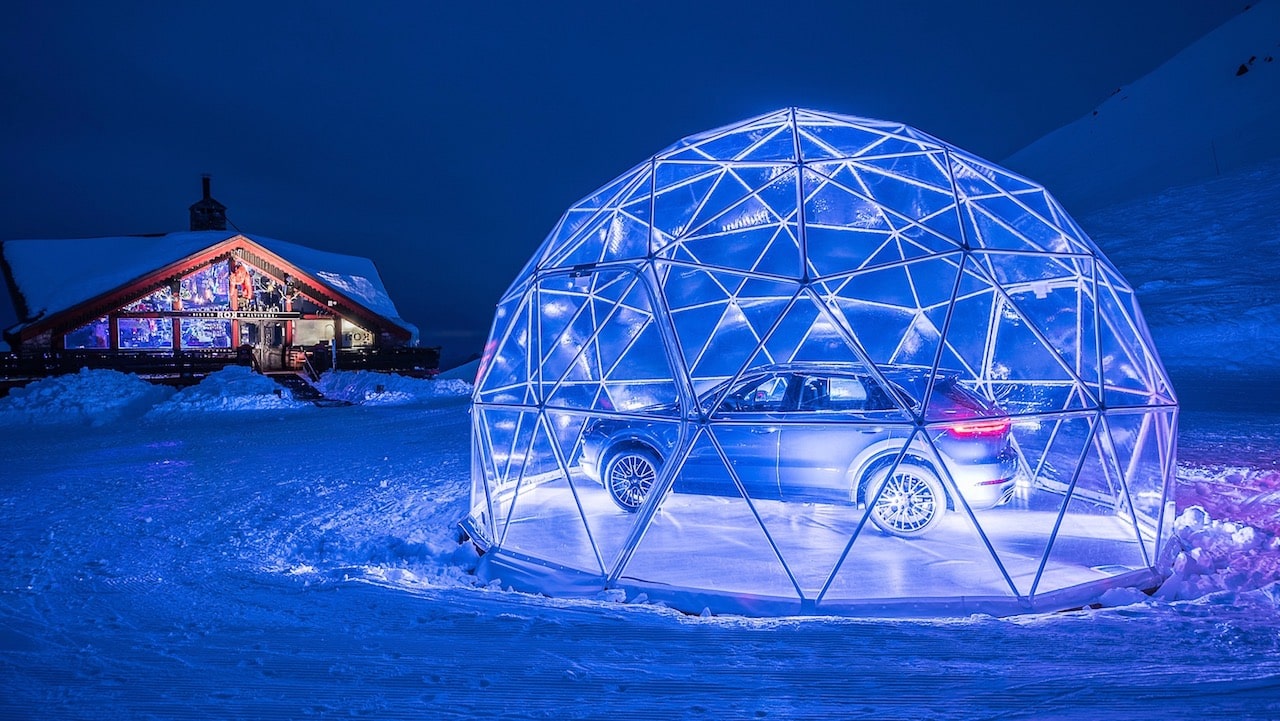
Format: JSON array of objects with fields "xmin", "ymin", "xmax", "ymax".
[
  {"xmin": 1007, "ymin": 1, "xmax": 1280, "ymax": 212},
  {"xmin": 1079, "ymin": 155, "xmax": 1280, "ymax": 409}
]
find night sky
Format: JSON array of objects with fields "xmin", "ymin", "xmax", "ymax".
[{"xmin": 0, "ymin": 2, "xmax": 1239, "ymax": 366}]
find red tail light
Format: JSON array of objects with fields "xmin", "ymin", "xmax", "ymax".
[{"xmin": 945, "ymin": 418, "xmax": 1011, "ymax": 439}]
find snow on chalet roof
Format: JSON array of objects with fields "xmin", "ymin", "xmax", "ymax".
[{"xmin": 2, "ymin": 230, "xmax": 417, "ymax": 340}]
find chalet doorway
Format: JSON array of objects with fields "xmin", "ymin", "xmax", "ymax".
[{"xmin": 241, "ymin": 321, "xmax": 287, "ymax": 371}]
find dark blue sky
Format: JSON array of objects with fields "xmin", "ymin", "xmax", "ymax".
[{"xmin": 0, "ymin": 2, "xmax": 1240, "ymax": 365}]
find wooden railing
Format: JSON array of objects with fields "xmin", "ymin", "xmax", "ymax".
[
  {"xmin": 0, "ymin": 344, "xmax": 442, "ymax": 381},
  {"xmin": 0, "ymin": 349, "xmax": 248, "ymax": 378},
  {"xmin": 306, "ymin": 346, "xmax": 441, "ymax": 376}
]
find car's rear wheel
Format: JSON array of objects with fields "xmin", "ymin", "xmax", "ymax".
[
  {"xmin": 604, "ymin": 447, "xmax": 659, "ymax": 512},
  {"xmin": 865, "ymin": 463, "xmax": 946, "ymax": 538}
]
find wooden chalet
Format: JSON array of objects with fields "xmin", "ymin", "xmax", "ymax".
[{"xmin": 1, "ymin": 179, "xmax": 436, "ymax": 385}]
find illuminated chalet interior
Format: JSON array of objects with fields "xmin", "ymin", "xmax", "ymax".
[{"xmin": 0, "ymin": 180, "xmax": 435, "ymax": 382}]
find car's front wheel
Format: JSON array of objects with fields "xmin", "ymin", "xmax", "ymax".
[
  {"xmin": 865, "ymin": 463, "xmax": 946, "ymax": 538},
  {"xmin": 603, "ymin": 447, "xmax": 660, "ymax": 512}
]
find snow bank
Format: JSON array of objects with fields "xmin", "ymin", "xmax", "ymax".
[
  {"xmin": 435, "ymin": 358, "xmax": 480, "ymax": 382},
  {"xmin": 1154, "ymin": 506, "xmax": 1280, "ymax": 602},
  {"xmin": 146, "ymin": 365, "xmax": 310, "ymax": 416},
  {"xmin": 315, "ymin": 370, "xmax": 471, "ymax": 406},
  {"xmin": 0, "ymin": 368, "xmax": 173, "ymax": 426},
  {"xmin": 1178, "ymin": 463, "xmax": 1280, "ymax": 535}
]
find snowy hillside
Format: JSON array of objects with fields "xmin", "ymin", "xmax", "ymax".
[
  {"xmin": 1079, "ymin": 154, "xmax": 1280, "ymax": 410},
  {"xmin": 1007, "ymin": 1, "xmax": 1280, "ymax": 212}
]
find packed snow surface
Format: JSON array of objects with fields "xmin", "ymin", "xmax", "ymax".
[
  {"xmin": 316, "ymin": 369, "xmax": 472, "ymax": 406},
  {"xmin": 1, "ymin": 366, "xmax": 1279, "ymax": 718},
  {"xmin": 6, "ymin": 14, "xmax": 1280, "ymax": 708}
]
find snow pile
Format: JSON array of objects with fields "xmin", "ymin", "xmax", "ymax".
[
  {"xmin": 146, "ymin": 365, "xmax": 310, "ymax": 416},
  {"xmin": 315, "ymin": 369, "xmax": 471, "ymax": 406},
  {"xmin": 0, "ymin": 367, "xmax": 173, "ymax": 426},
  {"xmin": 1179, "ymin": 464, "xmax": 1280, "ymax": 535},
  {"xmin": 1155, "ymin": 506, "xmax": 1280, "ymax": 602}
]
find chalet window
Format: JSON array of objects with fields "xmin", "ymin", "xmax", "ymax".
[
  {"xmin": 180, "ymin": 318, "xmax": 232, "ymax": 349},
  {"xmin": 118, "ymin": 318, "xmax": 172, "ymax": 349},
  {"xmin": 124, "ymin": 286, "xmax": 174, "ymax": 313},
  {"xmin": 65, "ymin": 317, "xmax": 109, "ymax": 350},
  {"xmin": 181, "ymin": 262, "xmax": 230, "ymax": 310}
]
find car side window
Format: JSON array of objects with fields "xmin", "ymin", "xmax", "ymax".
[
  {"xmin": 794, "ymin": 375, "xmax": 901, "ymax": 412},
  {"xmin": 720, "ymin": 374, "xmax": 789, "ymax": 413},
  {"xmin": 796, "ymin": 375, "xmax": 831, "ymax": 411},
  {"xmin": 826, "ymin": 377, "xmax": 868, "ymax": 410}
]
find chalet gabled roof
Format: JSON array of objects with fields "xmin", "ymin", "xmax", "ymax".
[{"xmin": 1, "ymin": 230, "xmax": 418, "ymax": 342}]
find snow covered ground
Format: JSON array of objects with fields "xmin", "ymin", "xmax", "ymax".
[
  {"xmin": 5, "ymin": 8, "xmax": 1280, "ymax": 711},
  {"xmin": 1, "ymin": 363, "xmax": 1279, "ymax": 719}
]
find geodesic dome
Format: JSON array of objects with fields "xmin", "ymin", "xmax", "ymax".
[{"xmin": 463, "ymin": 108, "xmax": 1177, "ymax": 617}]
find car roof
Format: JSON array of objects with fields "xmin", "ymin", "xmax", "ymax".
[{"xmin": 746, "ymin": 361, "xmax": 958, "ymax": 379}]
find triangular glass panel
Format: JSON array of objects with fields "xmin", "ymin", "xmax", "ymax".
[
  {"xmin": 545, "ymin": 207, "xmax": 651, "ymax": 269},
  {"xmin": 483, "ymin": 408, "xmax": 551, "ymax": 545},
  {"xmin": 821, "ymin": 440, "xmax": 1018, "ymax": 603},
  {"xmin": 682, "ymin": 169, "xmax": 792, "ymax": 242},
  {"xmin": 972, "ymin": 193, "xmax": 1089, "ymax": 255},
  {"xmin": 476, "ymin": 293, "xmax": 536, "ymax": 406},
  {"xmin": 536, "ymin": 276, "xmax": 610, "ymax": 401},
  {"xmin": 616, "ymin": 427, "xmax": 803, "ymax": 603},
  {"xmin": 1032, "ymin": 423, "xmax": 1150, "ymax": 597},
  {"xmin": 1096, "ymin": 268, "xmax": 1165, "ymax": 408},
  {"xmin": 761, "ymin": 291, "xmax": 855, "ymax": 364},
  {"xmin": 976, "ymin": 413, "xmax": 1097, "ymax": 597},
  {"xmin": 651, "ymin": 166, "xmax": 725, "ymax": 242},
  {"xmin": 847, "ymin": 152, "xmax": 955, "ymax": 220},
  {"xmin": 795, "ymin": 117, "xmax": 892, "ymax": 159},
  {"xmin": 824, "ymin": 255, "xmax": 962, "ymax": 368},
  {"xmin": 952, "ymin": 153, "xmax": 1042, "ymax": 196},
  {"xmin": 653, "ymin": 259, "xmax": 732, "ymax": 312},
  {"xmin": 675, "ymin": 277, "xmax": 801, "ymax": 385},
  {"xmin": 497, "ymin": 413, "xmax": 605, "ymax": 575},
  {"xmin": 948, "ymin": 154, "xmax": 1014, "ymax": 201},
  {"xmin": 978, "ymin": 251, "xmax": 1101, "ymax": 400},
  {"xmin": 963, "ymin": 199, "xmax": 1050, "ymax": 254},
  {"xmin": 653, "ymin": 160, "xmax": 722, "ymax": 196},
  {"xmin": 736, "ymin": 123, "xmax": 800, "ymax": 162},
  {"xmin": 1100, "ymin": 410, "xmax": 1174, "ymax": 561}
]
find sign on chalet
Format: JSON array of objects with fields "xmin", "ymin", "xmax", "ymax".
[{"xmin": 1, "ymin": 180, "xmax": 435, "ymax": 380}]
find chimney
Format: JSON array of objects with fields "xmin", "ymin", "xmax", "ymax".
[{"xmin": 189, "ymin": 174, "xmax": 227, "ymax": 231}]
